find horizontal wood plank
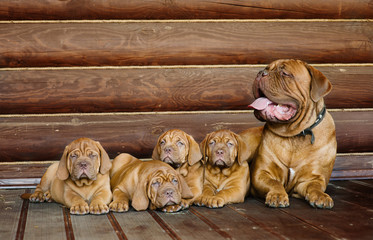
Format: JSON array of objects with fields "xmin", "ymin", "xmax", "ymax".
[
  {"xmin": 0, "ymin": 65, "xmax": 372, "ymax": 114},
  {"xmin": 1, "ymin": 21, "xmax": 371, "ymax": 67},
  {"xmin": 0, "ymin": 0, "xmax": 372, "ymax": 20},
  {"xmin": 0, "ymin": 110, "xmax": 372, "ymax": 162}
]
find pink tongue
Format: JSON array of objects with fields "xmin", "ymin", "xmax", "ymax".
[{"xmin": 248, "ymin": 97, "xmax": 273, "ymax": 110}]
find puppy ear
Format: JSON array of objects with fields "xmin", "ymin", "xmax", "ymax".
[
  {"xmin": 57, "ymin": 145, "xmax": 70, "ymax": 180},
  {"xmin": 151, "ymin": 143, "xmax": 161, "ymax": 160},
  {"xmin": 179, "ymin": 175, "xmax": 193, "ymax": 199},
  {"xmin": 199, "ymin": 133, "xmax": 210, "ymax": 164},
  {"xmin": 96, "ymin": 141, "xmax": 112, "ymax": 175},
  {"xmin": 307, "ymin": 64, "xmax": 332, "ymax": 102},
  {"xmin": 234, "ymin": 133, "xmax": 251, "ymax": 166},
  {"xmin": 132, "ymin": 177, "xmax": 150, "ymax": 211},
  {"xmin": 185, "ymin": 133, "xmax": 202, "ymax": 165},
  {"xmin": 151, "ymin": 132, "xmax": 164, "ymax": 160}
]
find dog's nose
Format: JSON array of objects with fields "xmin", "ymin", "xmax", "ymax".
[
  {"xmin": 164, "ymin": 147, "xmax": 172, "ymax": 154},
  {"xmin": 165, "ymin": 189, "xmax": 174, "ymax": 197},
  {"xmin": 216, "ymin": 149, "xmax": 224, "ymax": 155},
  {"xmin": 79, "ymin": 162, "xmax": 87, "ymax": 169},
  {"xmin": 257, "ymin": 70, "xmax": 268, "ymax": 80}
]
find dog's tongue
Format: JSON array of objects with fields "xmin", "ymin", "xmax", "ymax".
[{"xmin": 248, "ymin": 97, "xmax": 273, "ymax": 110}]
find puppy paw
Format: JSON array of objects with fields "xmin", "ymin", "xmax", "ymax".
[
  {"xmin": 162, "ymin": 204, "xmax": 183, "ymax": 213},
  {"xmin": 109, "ymin": 201, "xmax": 129, "ymax": 212},
  {"xmin": 44, "ymin": 191, "xmax": 53, "ymax": 202},
  {"xmin": 70, "ymin": 202, "xmax": 89, "ymax": 215},
  {"xmin": 265, "ymin": 191, "xmax": 289, "ymax": 208},
  {"xmin": 306, "ymin": 191, "xmax": 334, "ymax": 209},
  {"xmin": 29, "ymin": 191, "xmax": 46, "ymax": 202},
  {"xmin": 181, "ymin": 199, "xmax": 191, "ymax": 209},
  {"xmin": 205, "ymin": 196, "xmax": 225, "ymax": 208},
  {"xmin": 193, "ymin": 196, "xmax": 205, "ymax": 206},
  {"xmin": 89, "ymin": 201, "xmax": 109, "ymax": 215}
]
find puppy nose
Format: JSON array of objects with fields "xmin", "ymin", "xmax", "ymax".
[
  {"xmin": 165, "ymin": 189, "xmax": 174, "ymax": 197},
  {"xmin": 79, "ymin": 162, "xmax": 87, "ymax": 168},
  {"xmin": 164, "ymin": 147, "xmax": 172, "ymax": 154},
  {"xmin": 216, "ymin": 149, "xmax": 224, "ymax": 155}
]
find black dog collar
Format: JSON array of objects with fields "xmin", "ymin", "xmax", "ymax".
[{"xmin": 297, "ymin": 106, "xmax": 326, "ymax": 144}]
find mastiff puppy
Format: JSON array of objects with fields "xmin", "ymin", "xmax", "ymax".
[
  {"xmin": 109, "ymin": 153, "xmax": 193, "ymax": 212},
  {"xmin": 28, "ymin": 138, "xmax": 112, "ymax": 214},
  {"xmin": 152, "ymin": 129, "xmax": 204, "ymax": 210},
  {"xmin": 195, "ymin": 129, "xmax": 259, "ymax": 208},
  {"xmin": 249, "ymin": 59, "xmax": 337, "ymax": 208}
]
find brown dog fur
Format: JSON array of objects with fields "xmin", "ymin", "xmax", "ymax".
[
  {"xmin": 195, "ymin": 129, "xmax": 260, "ymax": 208},
  {"xmin": 28, "ymin": 138, "xmax": 112, "ymax": 215},
  {"xmin": 152, "ymin": 129, "xmax": 204, "ymax": 211},
  {"xmin": 109, "ymin": 153, "xmax": 193, "ymax": 212},
  {"xmin": 249, "ymin": 59, "xmax": 337, "ymax": 208}
]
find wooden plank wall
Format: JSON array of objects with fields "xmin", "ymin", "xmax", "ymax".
[{"xmin": 0, "ymin": 0, "xmax": 372, "ymax": 180}]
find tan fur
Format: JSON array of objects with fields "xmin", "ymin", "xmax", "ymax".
[
  {"xmin": 29, "ymin": 138, "xmax": 112, "ymax": 215},
  {"xmin": 152, "ymin": 129, "xmax": 204, "ymax": 211},
  {"xmin": 250, "ymin": 59, "xmax": 337, "ymax": 208},
  {"xmin": 109, "ymin": 153, "xmax": 193, "ymax": 212},
  {"xmin": 195, "ymin": 129, "xmax": 260, "ymax": 208}
]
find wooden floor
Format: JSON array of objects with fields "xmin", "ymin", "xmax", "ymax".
[{"xmin": 1, "ymin": 180, "xmax": 372, "ymax": 240}]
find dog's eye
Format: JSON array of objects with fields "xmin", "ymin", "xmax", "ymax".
[
  {"xmin": 177, "ymin": 141, "xmax": 184, "ymax": 147},
  {"xmin": 89, "ymin": 153, "xmax": 97, "ymax": 159},
  {"xmin": 172, "ymin": 179, "xmax": 178, "ymax": 185},
  {"xmin": 281, "ymin": 70, "xmax": 293, "ymax": 78},
  {"xmin": 160, "ymin": 140, "xmax": 166, "ymax": 145},
  {"xmin": 209, "ymin": 140, "xmax": 215, "ymax": 146},
  {"xmin": 152, "ymin": 180, "xmax": 161, "ymax": 188},
  {"xmin": 227, "ymin": 142, "xmax": 234, "ymax": 147},
  {"xmin": 70, "ymin": 154, "xmax": 78, "ymax": 160}
]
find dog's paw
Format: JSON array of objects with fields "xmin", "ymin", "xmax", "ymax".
[
  {"xmin": 306, "ymin": 191, "xmax": 334, "ymax": 209},
  {"xmin": 265, "ymin": 191, "xmax": 289, "ymax": 208},
  {"xmin": 44, "ymin": 191, "xmax": 53, "ymax": 202},
  {"xmin": 162, "ymin": 204, "xmax": 183, "ymax": 213},
  {"xmin": 29, "ymin": 191, "xmax": 46, "ymax": 202},
  {"xmin": 193, "ymin": 196, "xmax": 205, "ymax": 206},
  {"xmin": 109, "ymin": 200, "xmax": 129, "ymax": 212},
  {"xmin": 180, "ymin": 199, "xmax": 191, "ymax": 209},
  {"xmin": 205, "ymin": 196, "xmax": 225, "ymax": 208},
  {"xmin": 70, "ymin": 202, "xmax": 89, "ymax": 215},
  {"xmin": 89, "ymin": 201, "xmax": 109, "ymax": 214}
]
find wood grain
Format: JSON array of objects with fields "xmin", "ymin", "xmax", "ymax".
[
  {"xmin": 0, "ymin": 0, "xmax": 372, "ymax": 20},
  {"xmin": 1, "ymin": 21, "xmax": 371, "ymax": 67},
  {"xmin": 0, "ymin": 110, "xmax": 371, "ymax": 162},
  {"xmin": 0, "ymin": 65, "xmax": 372, "ymax": 114}
]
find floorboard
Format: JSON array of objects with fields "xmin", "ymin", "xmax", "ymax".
[{"xmin": 0, "ymin": 181, "xmax": 372, "ymax": 240}]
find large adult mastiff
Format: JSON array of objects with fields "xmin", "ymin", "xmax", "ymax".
[{"xmin": 249, "ymin": 59, "xmax": 337, "ymax": 209}]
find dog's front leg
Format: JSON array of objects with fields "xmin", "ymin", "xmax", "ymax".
[{"xmin": 251, "ymin": 160, "xmax": 289, "ymax": 208}]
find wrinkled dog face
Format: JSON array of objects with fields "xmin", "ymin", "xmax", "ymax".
[
  {"xmin": 67, "ymin": 140, "xmax": 101, "ymax": 182},
  {"xmin": 148, "ymin": 171, "xmax": 182, "ymax": 208},
  {"xmin": 249, "ymin": 59, "xmax": 309, "ymax": 123},
  {"xmin": 204, "ymin": 130, "xmax": 239, "ymax": 168},
  {"xmin": 158, "ymin": 130, "xmax": 189, "ymax": 168}
]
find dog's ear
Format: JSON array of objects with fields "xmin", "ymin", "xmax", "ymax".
[
  {"xmin": 307, "ymin": 64, "xmax": 332, "ymax": 102},
  {"xmin": 199, "ymin": 133, "xmax": 211, "ymax": 164},
  {"xmin": 185, "ymin": 133, "xmax": 203, "ymax": 165},
  {"xmin": 95, "ymin": 141, "xmax": 112, "ymax": 175},
  {"xmin": 152, "ymin": 132, "xmax": 165, "ymax": 160},
  {"xmin": 132, "ymin": 176, "xmax": 150, "ymax": 211},
  {"xmin": 234, "ymin": 133, "xmax": 251, "ymax": 166},
  {"xmin": 178, "ymin": 175, "xmax": 194, "ymax": 199},
  {"xmin": 57, "ymin": 145, "xmax": 70, "ymax": 180}
]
